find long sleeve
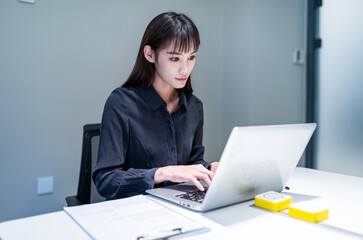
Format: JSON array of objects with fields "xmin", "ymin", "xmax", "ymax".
[
  {"xmin": 92, "ymin": 91, "xmax": 158, "ymax": 199},
  {"xmin": 188, "ymin": 100, "xmax": 211, "ymax": 169}
]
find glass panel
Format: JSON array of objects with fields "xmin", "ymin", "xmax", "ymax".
[{"xmin": 315, "ymin": 0, "xmax": 363, "ymax": 177}]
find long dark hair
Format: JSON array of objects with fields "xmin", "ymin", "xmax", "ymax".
[{"xmin": 122, "ymin": 12, "xmax": 200, "ymax": 95}]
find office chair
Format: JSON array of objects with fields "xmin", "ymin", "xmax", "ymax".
[{"xmin": 65, "ymin": 123, "xmax": 105, "ymax": 206}]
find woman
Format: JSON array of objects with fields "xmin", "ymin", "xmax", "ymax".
[{"xmin": 93, "ymin": 12, "xmax": 219, "ymax": 199}]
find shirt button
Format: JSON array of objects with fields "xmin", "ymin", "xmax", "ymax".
[{"xmin": 171, "ymin": 148, "xmax": 175, "ymax": 152}]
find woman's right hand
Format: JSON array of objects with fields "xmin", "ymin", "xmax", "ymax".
[{"xmin": 154, "ymin": 164, "xmax": 214, "ymax": 191}]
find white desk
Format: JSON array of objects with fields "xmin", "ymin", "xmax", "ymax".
[
  {"xmin": 1, "ymin": 167, "xmax": 363, "ymax": 240},
  {"xmin": 0, "ymin": 211, "xmax": 89, "ymax": 240}
]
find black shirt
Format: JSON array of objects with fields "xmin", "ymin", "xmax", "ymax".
[{"xmin": 92, "ymin": 87, "xmax": 210, "ymax": 199}]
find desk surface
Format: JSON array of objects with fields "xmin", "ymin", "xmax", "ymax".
[{"xmin": 1, "ymin": 167, "xmax": 363, "ymax": 240}]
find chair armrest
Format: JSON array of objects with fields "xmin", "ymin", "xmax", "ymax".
[{"xmin": 65, "ymin": 195, "xmax": 83, "ymax": 207}]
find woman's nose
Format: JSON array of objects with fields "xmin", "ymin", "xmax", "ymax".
[{"xmin": 179, "ymin": 62, "xmax": 189, "ymax": 75}]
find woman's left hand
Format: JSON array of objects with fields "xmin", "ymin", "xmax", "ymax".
[{"xmin": 209, "ymin": 161, "xmax": 219, "ymax": 172}]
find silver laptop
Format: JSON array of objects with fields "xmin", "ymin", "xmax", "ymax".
[{"xmin": 146, "ymin": 123, "xmax": 316, "ymax": 212}]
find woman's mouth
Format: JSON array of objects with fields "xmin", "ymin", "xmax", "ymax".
[{"xmin": 175, "ymin": 77, "xmax": 187, "ymax": 82}]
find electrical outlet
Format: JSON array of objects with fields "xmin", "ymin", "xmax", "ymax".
[{"xmin": 37, "ymin": 176, "xmax": 54, "ymax": 195}]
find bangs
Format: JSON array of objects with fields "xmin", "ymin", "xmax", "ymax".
[
  {"xmin": 159, "ymin": 17, "xmax": 200, "ymax": 53},
  {"xmin": 169, "ymin": 35, "xmax": 200, "ymax": 53}
]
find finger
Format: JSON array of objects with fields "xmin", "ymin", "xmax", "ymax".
[
  {"xmin": 194, "ymin": 172, "xmax": 212, "ymax": 186},
  {"xmin": 194, "ymin": 165, "xmax": 214, "ymax": 180},
  {"xmin": 201, "ymin": 168, "xmax": 214, "ymax": 180},
  {"xmin": 187, "ymin": 165, "xmax": 213, "ymax": 181},
  {"xmin": 190, "ymin": 178, "xmax": 205, "ymax": 191}
]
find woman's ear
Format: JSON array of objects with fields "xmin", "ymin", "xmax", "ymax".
[{"xmin": 144, "ymin": 45, "xmax": 155, "ymax": 63}]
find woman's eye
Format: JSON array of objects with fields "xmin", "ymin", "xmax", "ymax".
[
  {"xmin": 170, "ymin": 57, "xmax": 179, "ymax": 61},
  {"xmin": 188, "ymin": 55, "xmax": 196, "ymax": 60}
]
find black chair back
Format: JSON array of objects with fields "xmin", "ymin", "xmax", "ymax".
[{"xmin": 66, "ymin": 123, "xmax": 105, "ymax": 206}]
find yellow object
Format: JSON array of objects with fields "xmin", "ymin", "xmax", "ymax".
[
  {"xmin": 255, "ymin": 191, "xmax": 292, "ymax": 212},
  {"xmin": 288, "ymin": 201, "xmax": 329, "ymax": 223}
]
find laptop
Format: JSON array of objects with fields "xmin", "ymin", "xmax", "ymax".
[{"xmin": 146, "ymin": 123, "xmax": 317, "ymax": 212}]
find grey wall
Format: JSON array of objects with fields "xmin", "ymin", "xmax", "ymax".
[
  {"xmin": 222, "ymin": 0, "xmax": 306, "ymax": 142},
  {"xmin": 0, "ymin": 0, "xmax": 306, "ymax": 221},
  {"xmin": 0, "ymin": 0, "xmax": 224, "ymax": 221}
]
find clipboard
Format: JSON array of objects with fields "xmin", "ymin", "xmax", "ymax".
[
  {"xmin": 64, "ymin": 195, "xmax": 210, "ymax": 240},
  {"xmin": 136, "ymin": 226, "xmax": 210, "ymax": 240}
]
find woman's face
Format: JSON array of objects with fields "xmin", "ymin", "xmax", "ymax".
[{"xmin": 153, "ymin": 43, "xmax": 197, "ymax": 90}]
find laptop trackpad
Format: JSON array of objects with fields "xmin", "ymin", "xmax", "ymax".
[{"xmin": 163, "ymin": 182, "xmax": 206, "ymax": 193}]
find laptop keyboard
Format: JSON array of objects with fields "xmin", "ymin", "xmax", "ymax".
[{"xmin": 175, "ymin": 188, "xmax": 208, "ymax": 203}]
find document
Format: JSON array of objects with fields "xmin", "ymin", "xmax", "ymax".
[{"xmin": 64, "ymin": 195, "xmax": 209, "ymax": 240}]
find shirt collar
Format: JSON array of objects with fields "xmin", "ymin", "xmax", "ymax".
[
  {"xmin": 178, "ymin": 90, "xmax": 188, "ymax": 110},
  {"xmin": 140, "ymin": 87, "xmax": 188, "ymax": 112}
]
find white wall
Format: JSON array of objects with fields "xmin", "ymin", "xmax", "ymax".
[{"xmin": 315, "ymin": 0, "xmax": 363, "ymax": 177}]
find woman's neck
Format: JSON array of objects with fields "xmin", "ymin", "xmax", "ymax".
[{"xmin": 153, "ymin": 79, "xmax": 179, "ymax": 113}]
